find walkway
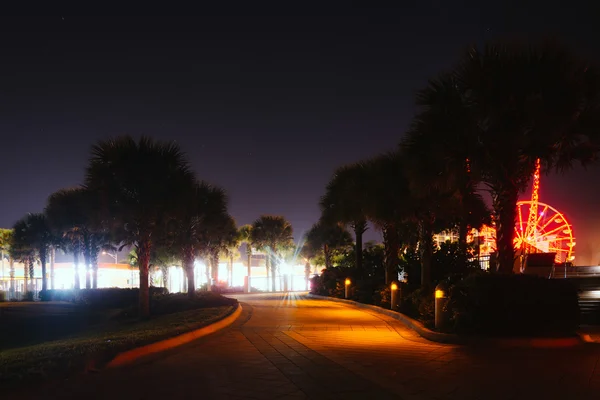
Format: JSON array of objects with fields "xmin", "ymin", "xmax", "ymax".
[{"xmin": 10, "ymin": 292, "xmax": 600, "ymax": 399}]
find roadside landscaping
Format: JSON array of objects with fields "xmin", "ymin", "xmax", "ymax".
[
  {"xmin": 311, "ymin": 269, "xmax": 580, "ymax": 338},
  {"xmin": 0, "ymin": 289, "xmax": 238, "ymax": 386}
]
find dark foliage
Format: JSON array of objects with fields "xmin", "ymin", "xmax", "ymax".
[
  {"xmin": 39, "ymin": 287, "xmax": 168, "ymax": 309},
  {"xmin": 447, "ymin": 274, "xmax": 579, "ymax": 336},
  {"xmin": 150, "ymin": 292, "xmax": 238, "ymax": 315}
]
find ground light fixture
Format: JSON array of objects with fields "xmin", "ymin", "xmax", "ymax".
[
  {"xmin": 390, "ymin": 281, "xmax": 399, "ymax": 311},
  {"xmin": 434, "ymin": 283, "xmax": 448, "ymax": 330},
  {"xmin": 344, "ymin": 278, "xmax": 351, "ymax": 299}
]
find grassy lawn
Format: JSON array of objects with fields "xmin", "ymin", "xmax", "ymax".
[{"xmin": 0, "ymin": 302, "xmax": 236, "ymax": 386}]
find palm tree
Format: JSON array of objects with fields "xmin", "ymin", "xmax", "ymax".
[
  {"xmin": 152, "ymin": 245, "xmax": 179, "ymax": 290},
  {"xmin": 0, "ymin": 229, "xmax": 15, "ymax": 296},
  {"xmin": 361, "ymin": 153, "xmax": 420, "ymax": 284},
  {"xmin": 305, "ymin": 221, "xmax": 352, "ymax": 269},
  {"xmin": 251, "ymin": 215, "xmax": 294, "ymax": 292},
  {"xmin": 320, "ymin": 163, "xmax": 370, "ymax": 273},
  {"xmin": 206, "ymin": 214, "xmax": 237, "ymax": 288},
  {"xmin": 414, "ymin": 42, "xmax": 600, "ymax": 273},
  {"xmin": 168, "ymin": 181, "xmax": 229, "ymax": 297},
  {"xmin": 11, "ymin": 214, "xmax": 53, "ymax": 293},
  {"xmin": 238, "ymin": 224, "xmax": 254, "ymax": 292},
  {"xmin": 46, "ymin": 188, "xmax": 88, "ymax": 289},
  {"xmin": 47, "ymin": 188, "xmax": 114, "ymax": 289},
  {"xmin": 85, "ymin": 136, "xmax": 195, "ymax": 316}
]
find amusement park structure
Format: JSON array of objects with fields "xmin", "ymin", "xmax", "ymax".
[{"xmin": 471, "ymin": 159, "xmax": 576, "ymax": 265}]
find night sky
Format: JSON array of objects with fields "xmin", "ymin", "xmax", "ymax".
[{"xmin": 2, "ymin": 5, "xmax": 600, "ymax": 264}]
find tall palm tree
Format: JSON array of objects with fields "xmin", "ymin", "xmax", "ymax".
[
  {"xmin": 251, "ymin": 215, "xmax": 294, "ymax": 292},
  {"xmin": 238, "ymin": 224, "xmax": 254, "ymax": 292},
  {"xmin": 320, "ymin": 163, "xmax": 370, "ymax": 273},
  {"xmin": 168, "ymin": 181, "xmax": 229, "ymax": 297},
  {"xmin": 11, "ymin": 214, "xmax": 53, "ymax": 293},
  {"xmin": 0, "ymin": 229, "xmax": 14, "ymax": 294},
  {"xmin": 46, "ymin": 188, "xmax": 88, "ymax": 289},
  {"xmin": 85, "ymin": 136, "xmax": 195, "ymax": 317},
  {"xmin": 362, "ymin": 153, "xmax": 419, "ymax": 284},
  {"xmin": 305, "ymin": 221, "xmax": 352, "ymax": 269},
  {"xmin": 414, "ymin": 42, "xmax": 600, "ymax": 273},
  {"xmin": 207, "ymin": 215, "xmax": 237, "ymax": 287}
]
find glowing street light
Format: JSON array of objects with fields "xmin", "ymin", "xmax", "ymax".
[
  {"xmin": 344, "ymin": 278, "xmax": 351, "ymax": 299},
  {"xmin": 102, "ymin": 251, "xmax": 118, "ymax": 263}
]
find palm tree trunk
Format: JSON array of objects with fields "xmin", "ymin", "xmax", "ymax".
[
  {"xmin": 40, "ymin": 246, "xmax": 48, "ymax": 294},
  {"xmin": 420, "ymin": 218, "xmax": 434, "ymax": 286},
  {"xmin": 493, "ymin": 187, "xmax": 518, "ymax": 274},
  {"xmin": 304, "ymin": 261, "xmax": 310, "ymax": 290},
  {"xmin": 183, "ymin": 246, "xmax": 195, "ymax": 298},
  {"xmin": 383, "ymin": 224, "xmax": 400, "ymax": 285},
  {"xmin": 229, "ymin": 255, "xmax": 233, "ymax": 287},
  {"xmin": 205, "ymin": 260, "xmax": 211, "ymax": 291},
  {"xmin": 83, "ymin": 234, "xmax": 91, "ymax": 289},
  {"xmin": 265, "ymin": 253, "xmax": 270, "ymax": 291},
  {"xmin": 161, "ymin": 265, "xmax": 169, "ymax": 289},
  {"xmin": 271, "ymin": 255, "xmax": 277, "ymax": 292},
  {"xmin": 212, "ymin": 252, "xmax": 220, "ymax": 284},
  {"xmin": 323, "ymin": 244, "xmax": 331, "ymax": 269},
  {"xmin": 9, "ymin": 257, "xmax": 15, "ymax": 297},
  {"xmin": 353, "ymin": 219, "xmax": 367, "ymax": 273},
  {"xmin": 73, "ymin": 248, "xmax": 80, "ymax": 290},
  {"xmin": 246, "ymin": 251, "xmax": 251, "ymax": 293},
  {"xmin": 50, "ymin": 246, "xmax": 55, "ymax": 290},
  {"xmin": 137, "ymin": 239, "xmax": 152, "ymax": 318},
  {"xmin": 91, "ymin": 254, "xmax": 99, "ymax": 289},
  {"xmin": 23, "ymin": 259, "xmax": 28, "ymax": 295},
  {"xmin": 28, "ymin": 255, "xmax": 35, "ymax": 295}
]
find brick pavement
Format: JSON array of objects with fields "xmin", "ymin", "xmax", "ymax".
[{"xmin": 9, "ymin": 292, "xmax": 600, "ymax": 399}]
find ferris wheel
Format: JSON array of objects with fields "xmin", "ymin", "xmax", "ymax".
[
  {"xmin": 471, "ymin": 159, "xmax": 575, "ymax": 264},
  {"xmin": 514, "ymin": 201, "xmax": 575, "ymax": 263}
]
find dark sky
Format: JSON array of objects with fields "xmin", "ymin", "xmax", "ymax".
[{"xmin": 2, "ymin": 5, "xmax": 600, "ymax": 264}]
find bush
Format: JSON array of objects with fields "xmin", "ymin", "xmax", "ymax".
[
  {"xmin": 22, "ymin": 292, "xmax": 34, "ymax": 302},
  {"xmin": 39, "ymin": 287, "xmax": 169, "ymax": 309},
  {"xmin": 448, "ymin": 274, "xmax": 579, "ymax": 336},
  {"xmin": 400, "ymin": 286, "xmax": 435, "ymax": 327},
  {"xmin": 150, "ymin": 292, "xmax": 237, "ymax": 315},
  {"xmin": 0, "ymin": 291, "xmax": 5, "ymax": 302}
]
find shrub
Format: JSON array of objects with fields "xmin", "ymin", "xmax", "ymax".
[
  {"xmin": 22, "ymin": 291, "xmax": 34, "ymax": 302},
  {"xmin": 400, "ymin": 286, "xmax": 435, "ymax": 327},
  {"xmin": 39, "ymin": 287, "xmax": 169, "ymax": 309},
  {"xmin": 447, "ymin": 274, "xmax": 579, "ymax": 336},
  {"xmin": 151, "ymin": 292, "xmax": 237, "ymax": 315},
  {"xmin": 372, "ymin": 286, "xmax": 391, "ymax": 309},
  {"xmin": 0, "ymin": 291, "xmax": 5, "ymax": 302}
]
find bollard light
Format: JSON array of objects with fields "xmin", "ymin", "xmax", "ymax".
[
  {"xmin": 344, "ymin": 278, "xmax": 351, "ymax": 299},
  {"xmin": 434, "ymin": 282, "xmax": 449, "ymax": 330},
  {"xmin": 390, "ymin": 281, "xmax": 400, "ymax": 311}
]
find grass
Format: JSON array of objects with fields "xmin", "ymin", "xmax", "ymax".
[{"xmin": 0, "ymin": 304, "xmax": 235, "ymax": 386}]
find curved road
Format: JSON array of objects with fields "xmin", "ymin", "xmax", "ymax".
[{"xmin": 13, "ymin": 293, "xmax": 600, "ymax": 399}]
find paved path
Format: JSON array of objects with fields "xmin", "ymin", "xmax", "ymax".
[{"xmin": 10, "ymin": 292, "xmax": 600, "ymax": 399}]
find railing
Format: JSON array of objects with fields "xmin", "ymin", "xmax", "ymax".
[{"xmin": 551, "ymin": 266, "xmax": 600, "ymax": 279}]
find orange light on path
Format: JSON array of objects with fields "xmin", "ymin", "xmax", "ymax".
[
  {"xmin": 345, "ymin": 278, "xmax": 351, "ymax": 286},
  {"xmin": 391, "ymin": 283, "xmax": 398, "ymax": 291},
  {"xmin": 435, "ymin": 289, "xmax": 445, "ymax": 299}
]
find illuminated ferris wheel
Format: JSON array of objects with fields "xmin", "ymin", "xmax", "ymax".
[
  {"xmin": 514, "ymin": 201, "xmax": 575, "ymax": 263},
  {"xmin": 472, "ymin": 159, "xmax": 576, "ymax": 264}
]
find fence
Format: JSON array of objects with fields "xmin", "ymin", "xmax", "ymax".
[{"xmin": 0, "ymin": 278, "xmax": 42, "ymax": 301}]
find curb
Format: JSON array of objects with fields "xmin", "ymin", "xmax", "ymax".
[
  {"xmin": 107, "ymin": 304, "xmax": 242, "ymax": 368},
  {"xmin": 307, "ymin": 294, "xmax": 584, "ymax": 348}
]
